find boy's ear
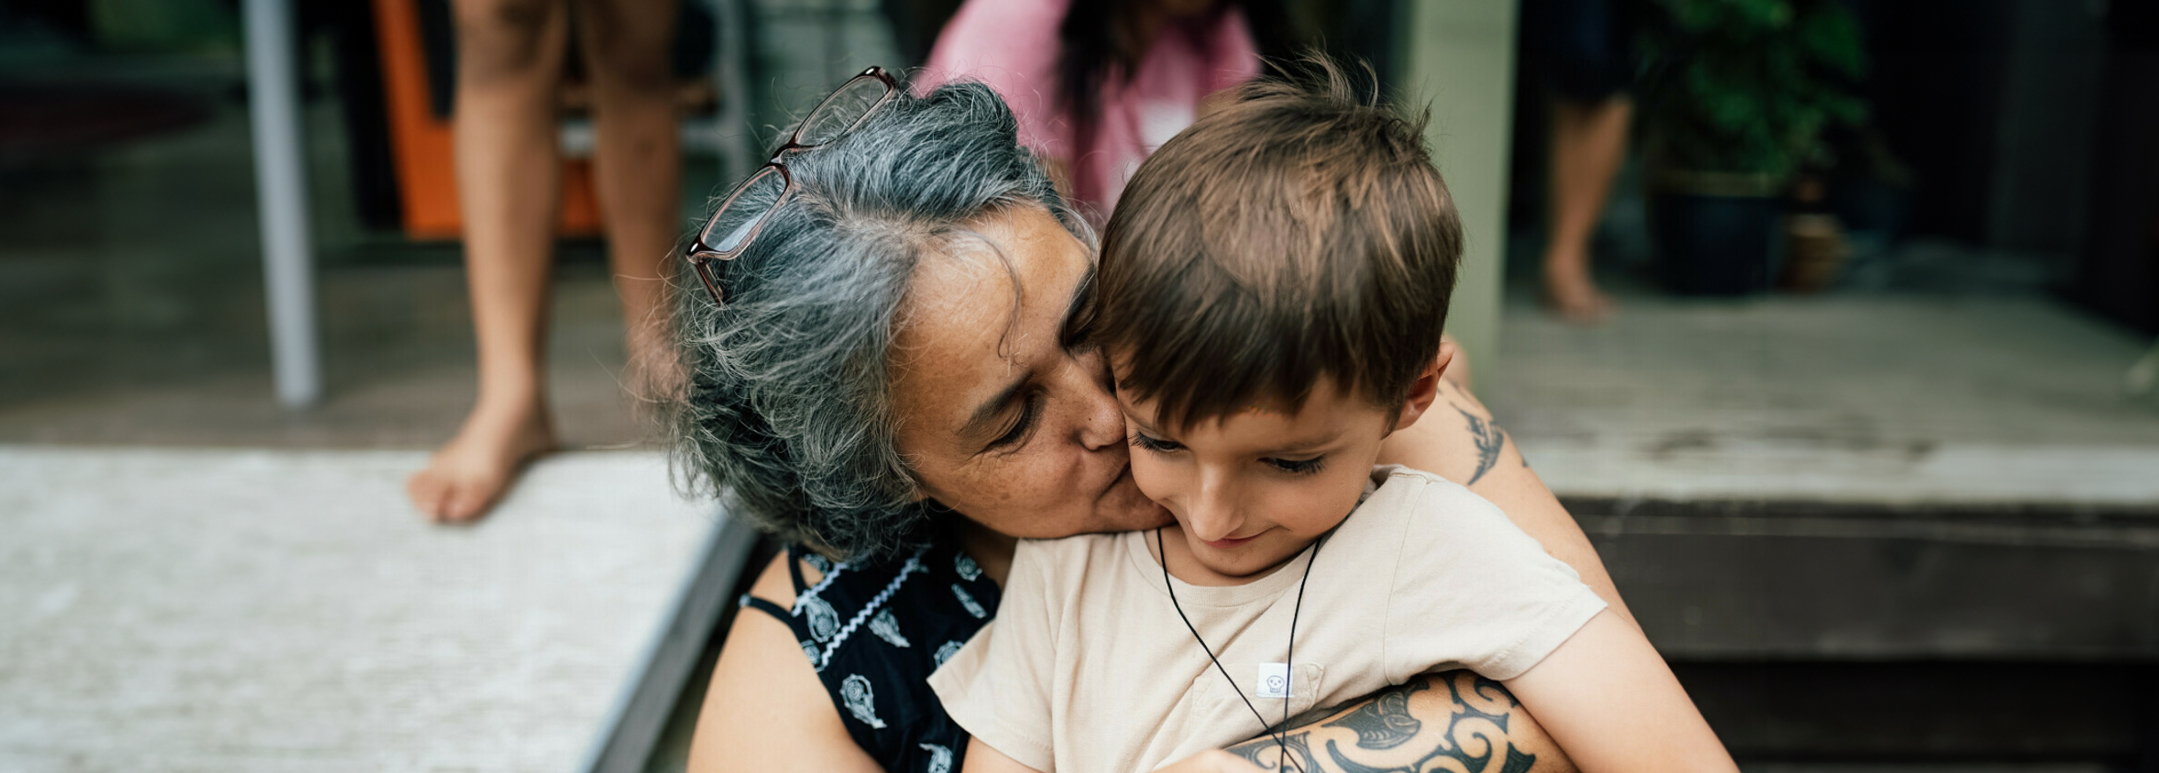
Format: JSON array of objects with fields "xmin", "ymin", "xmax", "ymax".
[{"xmin": 1388, "ymin": 342, "xmax": 1454, "ymax": 434}]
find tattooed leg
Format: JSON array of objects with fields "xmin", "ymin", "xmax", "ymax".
[{"xmin": 1224, "ymin": 671, "xmax": 1574, "ymax": 773}]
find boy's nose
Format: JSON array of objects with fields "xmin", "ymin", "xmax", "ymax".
[{"xmin": 1183, "ymin": 478, "xmax": 1243, "ymax": 543}]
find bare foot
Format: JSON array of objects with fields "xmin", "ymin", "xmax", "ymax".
[
  {"xmin": 407, "ymin": 403, "xmax": 559, "ymax": 523},
  {"xmin": 1542, "ymin": 261, "xmax": 1615, "ymax": 324}
]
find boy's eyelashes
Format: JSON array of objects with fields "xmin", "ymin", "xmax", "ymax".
[
  {"xmin": 1128, "ymin": 431, "xmax": 1183, "ymax": 454},
  {"xmin": 1127, "ymin": 431, "xmax": 1329, "ymax": 476},
  {"xmin": 1265, "ymin": 456, "xmax": 1327, "ymax": 476}
]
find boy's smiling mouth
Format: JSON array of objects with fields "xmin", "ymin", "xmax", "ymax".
[{"xmin": 1201, "ymin": 534, "xmax": 1259, "ymax": 550}]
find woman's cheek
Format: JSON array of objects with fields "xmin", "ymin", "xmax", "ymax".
[{"xmin": 1027, "ymin": 437, "xmax": 1098, "ymax": 512}]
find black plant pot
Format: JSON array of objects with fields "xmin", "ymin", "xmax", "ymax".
[{"xmin": 1648, "ymin": 191, "xmax": 1786, "ymax": 296}]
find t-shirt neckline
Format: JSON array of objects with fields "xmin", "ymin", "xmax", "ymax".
[
  {"xmin": 1119, "ymin": 526, "xmax": 1319, "ymax": 608},
  {"xmin": 1116, "ymin": 466, "xmax": 1395, "ymax": 607}
]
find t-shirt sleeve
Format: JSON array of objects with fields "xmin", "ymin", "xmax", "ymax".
[
  {"xmin": 926, "ymin": 540, "xmax": 1061, "ymax": 772},
  {"xmin": 919, "ymin": 0, "xmax": 1072, "ymax": 160},
  {"xmin": 1380, "ymin": 475, "xmax": 1608, "ymax": 682}
]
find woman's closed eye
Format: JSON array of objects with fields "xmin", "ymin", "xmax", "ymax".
[{"xmin": 988, "ymin": 391, "xmax": 1045, "ymax": 452}]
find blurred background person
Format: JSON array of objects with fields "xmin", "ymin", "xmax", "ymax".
[
  {"xmin": 920, "ymin": 0, "xmax": 1277, "ymax": 223},
  {"xmin": 1522, "ymin": 0, "xmax": 1641, "ymax": 322},
  {"xmin": 407, "ymin": 0, "xmax": 682, "ymax": 523}
]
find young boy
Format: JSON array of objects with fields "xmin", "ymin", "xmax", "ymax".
[{"xmin": 930, "ymin": 64, "xmax": 1732, "ymax": 773}]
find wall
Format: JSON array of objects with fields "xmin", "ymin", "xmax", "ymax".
[{"xmin": 1398, "ymin": 0, "xmax": 1518, "ymax": 370}]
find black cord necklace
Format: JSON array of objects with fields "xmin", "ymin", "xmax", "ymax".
[{"xmin": 1157, "ymin": 527, "xmax": 1326, "ymax": 773}]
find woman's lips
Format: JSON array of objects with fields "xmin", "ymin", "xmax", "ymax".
[
  {"xmin": 1103, "ymin": 465, "xmax": 1175, "ymax": 530},
  {"xmin": 1103, "ymin": 465, "xmax": 1132, "ymax": 499}
]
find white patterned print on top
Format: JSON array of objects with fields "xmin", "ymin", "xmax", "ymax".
[
  {"xmin": 800, "ymin": 640, "xmax": 823, "ymax": 672},
  {"xmin": 934, "ymin": 640, "xmax": 965, "ymax": 667},
  {"xmin": 802, "ymin": 552, "xmax": 832, "ymax": 575},
  {"xmin": 951, "ymin": 584, "xmax": 987, "ymax": 619},
  {"xmin": 953, "ymin": 552, "xmax": 982, "ymax": 581},
  {"xmin": 802, "ymin": 593, "xmax": 840, "ymax": 642},
  {"xmin": 921, "ymin": 742, "xmax": 953, "ymax": 773},
  {"xmin": 812, "ymin": 551, "xmax": 926, "ymax": 667},
  {"xmin": 868, "ymin": 608, "xmax": 911, "ymax": 648},
  {"xmin": 840, "ymin": 674, "xmax": 887, "ymax": 729},
  {"xmin": 792, "ymin": 559, "xmax": 849, "ymax": 618}
]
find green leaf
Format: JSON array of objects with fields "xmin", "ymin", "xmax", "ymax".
[{"xmin": 1796, "ymin": 4, "xmax": 1867, "ymax": 76}]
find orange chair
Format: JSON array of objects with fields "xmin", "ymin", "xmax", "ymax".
[{"xmin": 369, "ymin": 0, "xmax": 603, "ymax": 240}]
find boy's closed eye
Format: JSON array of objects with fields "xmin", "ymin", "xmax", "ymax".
[
  {"xmin": 1263, "ymin": 455, "xmax": 1326, "ymax": 476},
  {"xmin": 1128, "ymin": 430, "xmax": 1329, "ymax": 476},
  {"xmin": 1128, "ymin": 430, "xmax": 1183, "ymax": 454}
]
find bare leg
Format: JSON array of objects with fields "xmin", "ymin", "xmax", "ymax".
[
  {"xmin": 574, "ymin": 0, "xmax": 682, "ymax": 399},
  {"xmin": 1542, "ymin": 95, "xmax": 1630, "ymax": 323},
  {"xmin": 408, "ymin": 0, "xmax": 568, "ymax": 523}
]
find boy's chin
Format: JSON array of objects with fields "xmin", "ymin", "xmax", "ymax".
[{"xmin": 1185, "ymin": 535, "xmax": 1306, "ymax": 580}]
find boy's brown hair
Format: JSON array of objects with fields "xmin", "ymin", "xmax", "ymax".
[{"xmin": 1095, "ymin": 58, "xmax": 1464, "ymax": 429}]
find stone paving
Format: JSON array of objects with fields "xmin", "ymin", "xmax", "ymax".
[{"xmin": 0, "ymin": 448, "xmax": 717, "ymax": 772}]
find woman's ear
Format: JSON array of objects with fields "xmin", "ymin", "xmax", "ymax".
[{"xmin": 1388, "ymin": 343, "xmax": 1455, "ymax": 434}]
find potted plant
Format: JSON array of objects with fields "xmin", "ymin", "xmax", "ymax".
[{"xmin": 1638, "ymin": 0, "xmax": 1869, "ymax": 295}]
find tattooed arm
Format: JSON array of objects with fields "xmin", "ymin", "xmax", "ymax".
[
  {"xmin": 1178, "ymin": 671, "xmax": 1574, "ymax": 773},
  {"xmin": 1375, "ymin": 342, "xmax": 1636, "ymax": 625},
  {"xmin": 1200, "ymin": 624, "xmax": 1733, "ymax": 773},
  {"xmin": 1501, "ymin": 612, "xmax": 1736, "ymax": 773}
]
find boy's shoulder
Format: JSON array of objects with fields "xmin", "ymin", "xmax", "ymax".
[
  {"xmin": 1363, "ymin": 464, "xmax": 1497, "ymax": 515},
  {"xmin": 1010, "ymin": 530, "xmax": 1148, "ymax": 595},
  {"xmin": 1347, "ymin": 464, "xmax": 1525, "ymax": 547},
  {"xmin": 1369, "ymin": 463, "xmax": 1457, "ymax": 489},
  {"xmin": 1016, "ymin": 529, "xmax": 1131, "ymax": 561}
]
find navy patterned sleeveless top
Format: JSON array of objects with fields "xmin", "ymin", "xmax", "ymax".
[{"xmin": 740, "ymin": 535, "xmax": 1001, "ymax": 773}]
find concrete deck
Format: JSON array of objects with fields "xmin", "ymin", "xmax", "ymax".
[
  {"xmin": 0, "ymin": 448, "xmax": 719, "ymax": 772},
  {"xmin": 1488, "ymin": 294, "xmax": 2159, "ymax": 508}
]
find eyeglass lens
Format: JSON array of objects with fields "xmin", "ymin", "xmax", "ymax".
[
  {"xmin": 797, "ymin": 76, "xmax": 890, "ymax": 147},
  {"xmin": 704, "ymin": 166, "xmax": 788, "ymax": 254}
]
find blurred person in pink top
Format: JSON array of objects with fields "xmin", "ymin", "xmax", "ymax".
[{"xmin": 921, "ymin": 0, "xmax": 1266, "ymax": 222}]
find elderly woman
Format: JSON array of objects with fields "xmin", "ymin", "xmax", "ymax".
[{"xmin": 671, "ymin": 70, "xmax": 1632, "ymax": 773}]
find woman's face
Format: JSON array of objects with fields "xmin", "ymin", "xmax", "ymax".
[{"xmin": 888, "ymin": 206, "xmax": 1171, "ymax": 540}]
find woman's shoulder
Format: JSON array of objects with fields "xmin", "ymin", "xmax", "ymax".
[
  {"xmin": 693, "ymin": 553, "xmax": 882, "ymax": 772},
  {"xmin": 752, "ymin": 537, "xmax": 1002, "ymax": 771}
]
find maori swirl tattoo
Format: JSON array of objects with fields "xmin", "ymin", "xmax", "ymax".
[
  {"xmin": 1225, "ymin": 672, "xmax": 1544, "ymax": 773},
  {"xmin": 1322, "ymin": 680, "xmax": 1425, "ymax": 749}
]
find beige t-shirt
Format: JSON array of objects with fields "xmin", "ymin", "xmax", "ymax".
[{"xmin": 928, "ymin": 466, "xmax": 1606, "ymax": 773}]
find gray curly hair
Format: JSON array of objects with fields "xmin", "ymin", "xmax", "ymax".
[{"xmin": 667, "ymin": 78, "xmax": 1087, "ymax": 560}]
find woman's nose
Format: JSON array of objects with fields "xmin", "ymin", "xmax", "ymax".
[{"xmin": 1067, "ymin": 355, "xmax": 1126, "ymax": 452}]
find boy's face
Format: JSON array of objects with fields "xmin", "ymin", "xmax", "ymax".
[{"xmin": 1114, "ymin": 365, "xmax": 1435, "ymax": 580}]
